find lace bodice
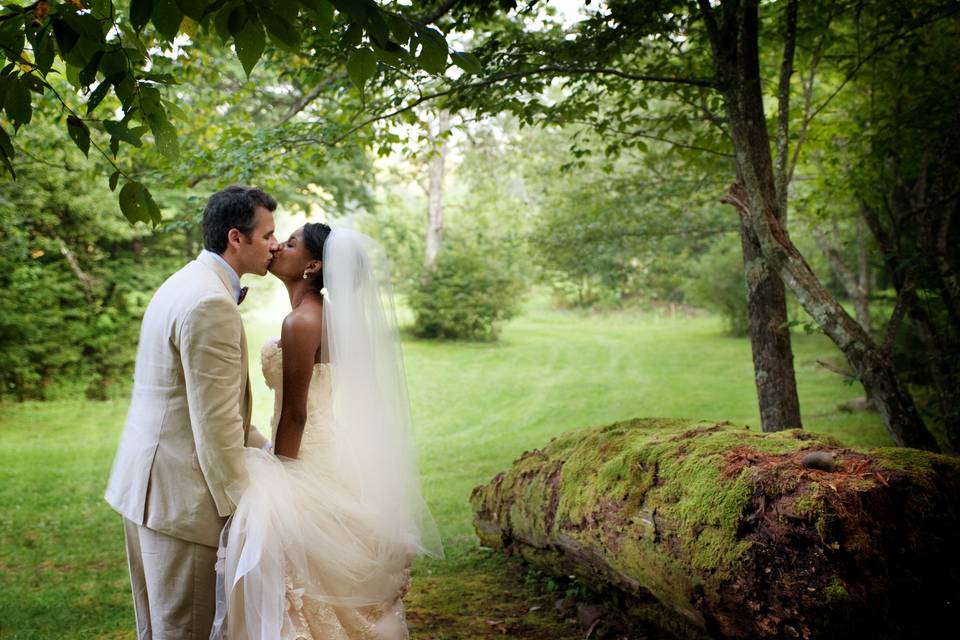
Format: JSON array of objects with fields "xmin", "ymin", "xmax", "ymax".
[{"xmin": 261, "ymin": 336, "xmax": 334, "ymax": 457}]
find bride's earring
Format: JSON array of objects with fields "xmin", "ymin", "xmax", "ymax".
[{"xmin": 302, "ymin": 272, "xmax": 309, "ymax": 279}]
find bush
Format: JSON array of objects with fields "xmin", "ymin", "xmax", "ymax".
[
  {"xmin": 409, "ymin": 243, "xmax": 525, "ymax": 341},
  {"xmin": 0, "ymin": 125, "xmax": 184, "ymax": 401},
  {"xmin": 686, "ymin": 238, "xmax": 749, "ymax": 336}
]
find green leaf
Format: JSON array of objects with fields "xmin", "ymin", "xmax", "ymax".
[
  {"xmin": 450, "ymin": 51, "xmax": 482, "ymax": 75},
  {"xmin": 227, "ymin": 4, "xmax": 249, "ymax": 35},
  {"xmin": 104, "ymin": 120, "xmax": 146, "ymax": 147},
  {"xmin": 162, "ymin": 97, "xmax": 189, "ymax": 122},
  {"xmin": 65, "ymin": 62, "xmax": 82, "ymax": 88},
  {"xmin": 363, "ymin": 8, "xmax": 389, "ymax": 47},
  {"xmin": 233, "ymin": 16, "xmax": 265, "ymax": 77},
  {"xmin": 79, "ymin": 50, "xmax": 104, "ymax": 88},
  {"xmin": 385, "ymin": 13, "xmax": 411, "ymax": 43},
  {"xmin": 175, "ymin": 0, "xmax": 207, "ymax": 21},
  {"xmin": 0, "ymin": 123, "xmax": 14, "ymax": 157},
  {"xmin": 141, "ymin": 71, "xmax": 177, "ymax": 84},
  {"xmin": 4, "ymin": 76, "xmax": 31, "ymax": 129},
  {"xmin": 33, "ymin": 28, "xmax": 54, "ymax": 74},
  {"xmin": 372, "ymin": 41, "xmax": 408, "ymax": 67},
  {"xmin": 214, "ymin": 4, "xmax": 234, "ymax": 42},
  {"xmin": 119, "ymin": 181, "xmax": 154, "ymax": 224},
  {"xmin": 415, "ymin": 26, "xmax": 448, "ymax": 74},
  {"xmin": 67, "ymin": 115, "xmax": 90, "ymax": 156},
  {"xmin": 152, "ymin": 0, "xmax": 184, "ymax": 42},
  {"xmin": 0, "ymin": 125, "xmax": 14, "ymax": 178},
  {"xmin": 330, "ymin": 0, "xmax": 366, "ymax": 22},
  {"xmin": 259, "ymin": 6, "xmax": 300, "ymax": 53},
  {"xmin": 119, "ymin": 23, "xmax": 150, "ymax": 60},
  {"xmin": 268, "ymin": 0, "xmax": 300, "ymax": 24},
  {"xmin": 20, "ymin": 73, "xmax": 48, "ymax": 95},
  {"xmin": 52, "ymin": 18, "xmax": 80, "ymax": 56},
  {"xmin": 113, "ymin": 74, "xmax": 136, "ymax": 109},
  {"xmin": 341, "ymin": 23, "xmax": 362, "ymax": 48},
  {"xmin": 346, "ymin": 47, "xmax": 376, "ymax": 94},
  {"xmin": 87, "ymin": 80, "xmax": 110, "ymax": 115},
  {"xmin": 143, "ymin": 185, "xmax": 163, "ymax": 225},
  {"xmin": 154, "ymin": 118, "xmax": 179, "ymax": 160},
  {"xmin": 306, "ymin": 0, "xmax": 334, "ymax": 33},
  {"xmin": 109, "ymin": 170, "xmax": 120, "ymax": 192},
  {"xmin": 0, "ymin": 16, "xmax": 24, "ymax": 64},
  {"xmin": 91, "ymin": 0, "xmax": 114, "ymax": 17},
  {"xmin": 130, "ymin": 0, "xmax": 153, "ymax": 33},
  {"xmin": 99, "ymin": 48, "xmax": 127, "ymax": 82}
]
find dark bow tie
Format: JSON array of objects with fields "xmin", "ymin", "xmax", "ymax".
[{"xmin": 237, "ymin": 286, "xmax": 249, "ymax": 305}]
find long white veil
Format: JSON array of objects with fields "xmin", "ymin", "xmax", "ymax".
[
  {"xmin": 322, "ymin": 229, "xmax": 442, "ymax": 561},
  {"xmin": 211, "ymin": 229, "xmax": 441, "ymax": 640}
]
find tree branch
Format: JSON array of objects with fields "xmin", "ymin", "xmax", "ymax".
[
  {"xmin": 774, "ymin": 0, "xmax": 798, "ymax": 215},
  {"xmin": 326, "ymin": 65, "xmax": 715, "ymax": 146},
  {"xmin": 787, "ymin": 14, "xmax": 831, "ymax": 185},
  {"xmin": 278, "ymin": 71, "xmax": 348, "ymax": 124},
  {"xmin": 416, "ymin": 0, "xmax": 463, "ymax": 25},
  {"xmin": 807, "ymin": 4, "xmax": 960, "ymax": 124},
  {"xmin": 56, "ymin": 236, "xmax": 99, "ymax": 304}
]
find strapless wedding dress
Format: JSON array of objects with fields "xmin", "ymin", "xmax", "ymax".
[{"xmin": 211, "ymin": 337, "xmax": 411, "ymax": 640}]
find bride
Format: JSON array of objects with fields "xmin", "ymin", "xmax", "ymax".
[{"xmin": 211, "ymin": 224, "xmax": 442, "ymax": 640}]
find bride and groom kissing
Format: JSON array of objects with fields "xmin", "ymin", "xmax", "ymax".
[{"xmin": 105, "ymin": 185, "xmax": 442, "ymax": 640}]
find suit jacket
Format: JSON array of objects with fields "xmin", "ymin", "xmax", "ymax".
[{"xmin": 105, "ymin": 252, "xmax": 267, "ymax": 547}]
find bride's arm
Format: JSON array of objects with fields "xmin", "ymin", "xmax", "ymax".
[{"xmin": 273, "ymin": 310, "xmax": 323, "ymax": 459}]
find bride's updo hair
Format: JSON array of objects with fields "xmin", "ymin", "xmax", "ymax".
[{"xmin": 302, "ymin": 222, "xmax": 332, "ymax": 293}]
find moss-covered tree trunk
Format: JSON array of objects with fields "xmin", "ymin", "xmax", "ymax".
[{"xmin": 471, "ymin": 419, "xmax": 960, "ymax": 639}]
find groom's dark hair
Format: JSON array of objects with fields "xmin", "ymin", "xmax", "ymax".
[{"xmin": 202, "ymin": 185, "xmax": 277, "ymax": 254}]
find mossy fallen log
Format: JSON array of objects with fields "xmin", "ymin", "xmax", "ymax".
[{"xmin": 470, "ymin": 418, "xmax": 960, "ymax": 639}]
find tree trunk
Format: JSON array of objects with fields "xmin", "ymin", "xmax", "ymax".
[
  {"xmin": 862, "ymin": 203, "xmax": 960, "ymax": 451},
  {"xmin": 855, "ymin": 218, "xmax": 872, "ymax": 333},
  {"xmin": 701, "ymin": 0, "xmax": 938, "ymax": 450},
  {"xmin": 737, "ymin": 213, "xmax": 802, "ymax": 431},
  {"xmin": 699, "ymin": 0, "xmax": 802, "ymax": 433},
  {"xmin": 424, "ymin": 109, "xmax": 450, "ymax": 268},
  {"xmin": 471, "ymin": 419, "xmax": 960, "ymax": 639}
]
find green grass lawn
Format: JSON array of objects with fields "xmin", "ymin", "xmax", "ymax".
[{"xmin": 0, "ymin": 294, "xmax": 889, "ymax": 639}]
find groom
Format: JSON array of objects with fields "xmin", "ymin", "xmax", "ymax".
[{"xmin": 105, "ymin": 185, "xmax": 279, "ymax": 639}]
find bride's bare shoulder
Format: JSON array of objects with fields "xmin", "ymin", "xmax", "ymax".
[{"xmin": 280, "ymin": 302, "xmax": 323, "ymax": 350}]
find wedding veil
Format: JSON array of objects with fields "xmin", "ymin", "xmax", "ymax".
[{"xmin": 321, "ymin": 228, "xmax": 442, "ymax": 562}]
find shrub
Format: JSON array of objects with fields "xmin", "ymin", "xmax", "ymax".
[
  {"xmin": 409, "ymin": 243, "xmax": 525, "ymax": 341},
  {"xmin": 686, "ymin": 238, "xmax": 749, "ymax": 336}
]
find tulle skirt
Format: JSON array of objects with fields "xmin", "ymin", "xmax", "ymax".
[{"xmin": 210, "ymin": 448, "xmax": 413, "ymax": 640}]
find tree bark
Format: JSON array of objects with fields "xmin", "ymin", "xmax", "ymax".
[
  {"xmin": 736, "ymin": 209, "xmax": 803, "ymax": 431},
  {"xmin": 425, "ymin": 109, "xmax": 450, "ymax": 268},
  {"xmin": 862, "ymin": 203, "xmax": 960, "ymax": 451},
  {"xmin": 697, "ymin": 0, "xmax": 802, "ymax": 432},
  {"xmin": 700, "ymin": 0, "xmax": 937, "ymax": 450},
  {"xmin": 471, "ymin": 419, "xmax": 960, "ymax": 639}
]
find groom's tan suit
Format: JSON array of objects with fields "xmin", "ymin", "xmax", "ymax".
[{"xmin": 106, "ymin": 252, "xmax": 267, "ymax": 639}]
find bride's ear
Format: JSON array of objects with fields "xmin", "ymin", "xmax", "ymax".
[{"xmin": 304, "ymin": 260, "xmax": 322, "ymax": 279}]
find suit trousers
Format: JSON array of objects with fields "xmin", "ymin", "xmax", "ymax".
[{"xmin": 123, "ymin": 517, "xmax": 218, "ymax": 640}]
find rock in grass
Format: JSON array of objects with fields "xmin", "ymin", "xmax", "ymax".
[{"xmin": 470, "ymin": 418, "xmax": 960, "ymax": 639}]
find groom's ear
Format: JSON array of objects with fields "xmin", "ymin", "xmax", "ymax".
[{"xmin": 226, "ymin": 228, "xmax": 243, "ymax": 249}]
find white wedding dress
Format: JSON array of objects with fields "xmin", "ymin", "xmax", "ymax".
[
  {"xmin": 211, "ymin": 230, "xmax": 440, "ymax": 640},
  {"xmin": 211, "ymin": 337, "xmax": 411, "ymax": 640}
]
